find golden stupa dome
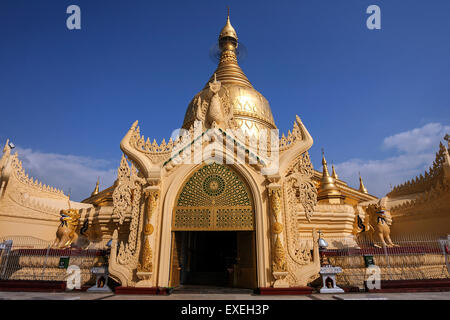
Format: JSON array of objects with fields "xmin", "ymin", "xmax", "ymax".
[
  {"xmin": 317, "ymin": 153, "xmax": 343, "ymax": 201},
  {"xmin": 182, "ymin": 14, "xmax": 276, "ymax": 137}
]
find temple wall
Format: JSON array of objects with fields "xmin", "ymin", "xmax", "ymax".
[
  {"xmin": 329, "ymin": 254, "xmax": 449, "ymax": 289},
  {"xmin": 389, "ymin": 191, "xmax": 450, "ymax": 237},
  {"xmin": 0, "ymin": 216, "xmax": 58, "ymax": 242},
  {"xmin": 390, "ymin": 214, "xmax": 450, "ymax": 237}
]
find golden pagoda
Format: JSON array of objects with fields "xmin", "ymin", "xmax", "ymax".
[
  {"xmin": 182, "ymin": 13, "xmax": 276, "ymax": 138},
  {"xmin": 1, "ymin": 13, "xmax": 448, "ymax": 294},
  {"xmin": 317, "ymin": 153, "xmax": 345, "ymax": 204}
]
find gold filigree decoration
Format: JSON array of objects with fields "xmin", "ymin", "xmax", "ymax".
[
  {"xmin": 216, "ymin": 207, "xmax": 253, "ymax": 230},
  {"xmin": 268, "ymin": 188, "xmax": 288, "ymax": 273},
  {"xmin": 272, "ymin": 222, "xmax": 283, "ymax": 234},
  {"xmin": 173, "ymin": 208, "xmax": 211, "ymax": 230},
  {"xmin": 144, "ymin": 224, "xmax": 154, "ymax": 235},
  {"xmin": 137, "ymin": 237, "xmax": 152, "ymax": 273},
  {"xmin": 176, "ymin": 163, "xmax": 251, "ymax": 207},
  {"xmin": 285, "ymin": 152, "xmax": 317, "ymax": 221},
  {"xmin": 283, "ymin": 152, "xmax": 318, "ymax": 267},
  {"xmin": 137, "ymin": 189, "xmax": 160, "ymax": 273},
  {"xmin": 272, "ymin": 236, "xmax": 287, "ymax": 272},
  {"xmin": 173, "ymin": 163, "xmax": 253, "ymax": 231},
  {"xmin": 269, "ymin": 189, "xmax": 282, "ymax": 219}
]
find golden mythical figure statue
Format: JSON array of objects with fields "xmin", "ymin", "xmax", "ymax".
[
  {"xmin": 52, "ymin": 208, "xmax": 81, "ymax": 249},
  {"xmin": 362, "ymin": 204, "xmax": 398, "ymax": 248}
]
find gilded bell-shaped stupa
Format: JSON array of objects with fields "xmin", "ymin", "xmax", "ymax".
[
  {"xmin": 317, "ymin": 153, "xmax": 345, "ymax": 204},
  {"xmin": 182, "ymin": 13, "xmax": 276, "ymax": 138}
]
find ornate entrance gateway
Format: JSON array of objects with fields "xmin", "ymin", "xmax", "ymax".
[{"xmin": 169, "ymin": 163, "xmax": 257, "ymax": 288}]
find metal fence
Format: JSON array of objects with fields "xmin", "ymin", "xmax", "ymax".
[
  {"xmin": 0, "ymin": 236, "xmax": 109, "ymax": 285},
  {"xmin": 321, "ymin": 234, "xmax": 450, "ymax": 288}
]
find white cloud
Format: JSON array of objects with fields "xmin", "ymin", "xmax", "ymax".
[
  {"xmin": 15, "ymin": 147, "xmax": 117, "ymax": 202},
  {"xmin": 334, "ymin": 122, "xmax": 449, "ymax": 197},
  {"xmin": 334, "ymin": 153, "xmax": 434, "ymax": 197},
  {"xmin": 382, "ymin": 123, "xmax": 450, "ymax": 154}
]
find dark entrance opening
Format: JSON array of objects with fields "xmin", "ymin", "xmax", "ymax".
[
  {"xmin": 170, "ymin": 231, "xmax": 257, "ymax": 289},
  {"xmin": 181, "ymin": 231, "xmax": 236, "ymax": 286}
]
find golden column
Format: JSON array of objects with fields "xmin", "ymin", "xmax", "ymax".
[
  {"xmin": 268, "ymin": 180, "xmax": 290, "ymax": 288},
  {"xmin": 136, "ymin": 186, "xmax": 160, "ymax": 286}
]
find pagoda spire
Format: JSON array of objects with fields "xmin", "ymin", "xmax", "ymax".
[
  {"xmin": 67, "ymin": 190, "xmax": 72, "ymax": 209},
  {"xmin": 91, "ymin": 177, "xmax": 100, "ymax": 196},
  {"xmin": 321, "ymin": 150, "xmax": 331, "ymax": 178},
  {"xmin": 205, "ymin": 10, "xmax": 252, "ymax": 88},
  {"xmin": 331, "ymin": 163, "xmax": 339, "ymax": 180},
  {"xmin": 358, "ymin": 173, "xmax": 368, "ymax": 194}
]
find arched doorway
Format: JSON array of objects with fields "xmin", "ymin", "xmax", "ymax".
[{"xmin": 169, "ymin": 162, "xmax": 257, "ymax": 289}]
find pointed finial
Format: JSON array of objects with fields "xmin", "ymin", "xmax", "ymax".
[
  {"xmin": 321, "ymin": 148, "xmax": 328, "ymax": 170},
  {"xmin": 219, "ymin": 7, "xmax": 238, "ymax": 42},
  {"xmin": 359, "ymin": 173, "xmax": 368, "ymax": 194},
  {"xmin": 91, "ymin": 177, "xmax": 100, "ymax": 196},
  {"xmin": 331, "ymin": 163, "xmax": 338, "ymax": 180},
  {"xmin": 67, "ymin": 189, "xmax": 72, "ymax": 209}
]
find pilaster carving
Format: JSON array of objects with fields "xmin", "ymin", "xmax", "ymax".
[
  {"xmin": 110, "ymin": 154, "xmax": 146, "ymax": 284},
  {"xmin": 268, "ymin": 182, "xmax": 289, "ymax": 287},
  {"xmin": 282, "ymin": 152, "xmax": 320, "ymax": 286},
  {"xmin": 136, "ymin": 187, "xmax": 160, "ymax": 284}
]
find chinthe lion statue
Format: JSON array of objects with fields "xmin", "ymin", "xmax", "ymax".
[
  {"xmin": 359, "ymin": 204, "xmax": 398, "ymax": 248},
  {"xmin": 53, "ymin": 209, "xmax": 81, "ymax": 249}
]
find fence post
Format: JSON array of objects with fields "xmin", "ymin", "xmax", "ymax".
[
  {"xmin": 0, "ymin": 240, "xmax": 13, "ymax": 279},
  {"xmin": 439, "ymin": 235, "xmax": 450, "ymax": 276},
  {"xmin": 40, "ymin": 245, "xmax": 51, "ymax": 281},
  {"xmin": 383, "ymin": 244, "xmax": 392, "ymax": 281}
]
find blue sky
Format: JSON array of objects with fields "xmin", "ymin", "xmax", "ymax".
[{"xmin": 0, "ymin": 0, "xmax": 449, "ymax": 200}]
